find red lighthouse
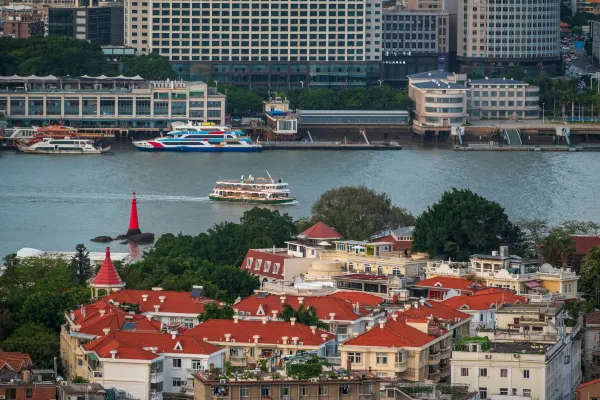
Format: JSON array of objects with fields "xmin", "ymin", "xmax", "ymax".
[{"xmin": 127, "ymin": 192, "xmax": 142, "ymax": 237}]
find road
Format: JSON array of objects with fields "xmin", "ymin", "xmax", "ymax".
[{"xmin": 568, "ymin": 48, "xmax": 600, "ymax": 75}]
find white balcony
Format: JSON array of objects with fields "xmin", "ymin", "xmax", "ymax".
[{"xmin": 150, "ymin": 372, "xmax": 163, "ymax": 383}]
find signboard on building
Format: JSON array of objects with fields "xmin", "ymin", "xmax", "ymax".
[
  {"xmin": 575, "ymin": 41, "xmax": 585, "ymax": 49},
  {"xmin": 583, "ymin": 26, "xmax": 590, "ymax": 34}
]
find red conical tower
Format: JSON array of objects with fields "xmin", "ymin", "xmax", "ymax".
[
  {"xmin": 90, "ymin": 247, "xmax": 125, "ymax": 298},
  {"xmin": 127, "ymin": 192, "xmax": 142, "ymax": 236}
]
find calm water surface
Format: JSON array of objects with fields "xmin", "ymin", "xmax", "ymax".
[{"xmin": 1, "ymin": 144, "xmax": 599, "ymax": 258}]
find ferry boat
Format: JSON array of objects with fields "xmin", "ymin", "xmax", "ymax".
[
  {"xmin": 209, "ymin": 172, "xmax": 295, "ymax": 204},
  {"xmin": 16, "ymin": 137, "xmax": 112, "ymax": 154},
  {"xmin": 1, "ymin": 127, "xmax": 38, "ymax": 147},
  {"xmin": 132, "ymin": 130, "xmax": 262, "ymax": 152}
]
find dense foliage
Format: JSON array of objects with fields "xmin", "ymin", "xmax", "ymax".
[
  {"xmin": 540, "ymin": 231, "xmax": 576, "ymax": 268},
  {"xmin": 0, "ymin": 36, "xmax": 106, "ymax": 76},
  {"xmin": 412, "ymin": 188, "xmax": 524, "ymax": 261},
  {"xmin": 580, "ymin": 247, "xmax": 600, "ymax": 300},
  {"xmin": 122, "ymin": 53, "xmax": 176, "ymax": 80},
  {"xmin": 287, "ymin": 356, "xmax": 327, "ymax": 379},
  {"xmin": 120, "ymin": 208, "xmax": 296, "ymax": 301},
  {"xmin": 71, "ymin": 244, "xmax": 92, "ymax": 285},
  {"xmin": 197, "ymin": 302, "xmax": 234, "ymax": 322},
  {"xmin": 280, "ymin": 304, "xmax": 328, "ymax": 330},
  {"xmin": 0, "ymin": 254, "xmax": 90, "ymax": 368},
  {"xmin": 215, "ymin": 84, "xmax": 265, "ymax": 115},
  {"xmin": 300, "ymin": 186, "xmax": 414, "ymax": 240},
  {"xmin": 296, "ymin": 86, "xmax": 411, "ymax": 110}
]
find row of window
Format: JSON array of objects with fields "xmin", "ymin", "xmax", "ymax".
[
  {"xmin": 461, "ymin": 367, "xmax": 530, "ymax": 378},
  {"xmin": 151, "ymin": 32, "xmax": 363, "ymax": 39},
  {"xmin": 154, "ymin": 41, "xmax": 363, "ymax": 48},
  {"xmin": 347, "ymin": 352, "xmax": 406, "ymax": 365},
  {"xmin": 478, "ymin": 388, "xmax": 532, "ymax": 399},
  {"xmin": 151, "ymin": 2, "xmax": 366, "ymax": 10}
]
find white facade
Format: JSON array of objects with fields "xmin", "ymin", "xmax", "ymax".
[
  {"xmin": 96, "ymin": 357, "xmax": 163, "ymax": 400},
  {"xmin": 161, "ymin": 351, "xmax": 225, "ymax": 395}
]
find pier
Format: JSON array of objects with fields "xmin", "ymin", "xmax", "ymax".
[{"xmin": 260, "ymin": 141, "xmax": 402, "ymax": 150}]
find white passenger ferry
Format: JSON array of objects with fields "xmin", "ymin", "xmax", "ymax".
[
  {"xmin": 16, "ymin": 137, "xmax": 112, "ymax": 154},
  {"xmin": 1, "ymin": 127, "xmax": 38, "ymax": 147},
  {"xmin": 209, "ymin": 172, "xmax": 295, "ymax": 204}
]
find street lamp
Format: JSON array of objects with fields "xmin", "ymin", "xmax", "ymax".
[
  {"xmin": 300, "ymin": 81, "xmax": 305, "ymax": 89},
  {"xmin": 541, "ymin": 102, "xmax": 545, "ymax": 123},
  {"xmin": 378, "ymin": 79, "xmax": 384, "ymax": 86},
  {"xmin": 212, "ymin": 79, "xmax": 218, "ymax": 87}
]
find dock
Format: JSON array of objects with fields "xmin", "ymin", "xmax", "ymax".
[
  {"xmin": 454, "ymin": 144, "xmax": 583, "ymax": 152},
  {"xmin": 260, "ymin": 141, "xmax": 402, "ymax": 150}
]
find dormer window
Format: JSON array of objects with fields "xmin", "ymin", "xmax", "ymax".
[
  {"xmin": 255, "ymin": 259, "xmax": 262, "ymax": 271},
  {"xmin": 264, "ymin": 261, "xmax": 272, "ymax": 273},
  {"xmin": 246, "ymin": 257, "xmax": 253, "ymax": 269},
  {"xmin": 273, "ymin": 263, "xmax": 280, "ymax": 274}
]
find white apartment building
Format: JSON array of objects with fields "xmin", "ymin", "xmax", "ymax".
[
  {"xmin": 467, "ymin": 78, "xmax": 540, "ymax": 120},
  {"xmin": 456, "ymin": 0, "xmax": 560, "ymax": 76}
]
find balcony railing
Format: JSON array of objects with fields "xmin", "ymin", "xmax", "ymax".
[
  {"xmin": 439, "ymin": 366, "xmax": 450, "ymax": 378},
  {"xmin": 229, "ymin": 356, "xmax": 248, "ymax": 367},
  {"xmin": 150, "ymin": 372, "xmax": 163, "ymax": 383},
  {"xmin": 428, "ymin": 352, "xmax": 441, "ymax": 364},
  {"xmin": 187, "ymin": 368, "xmax": 203, "ymax": 376},
  {"xmin": 394, "ymin": 361, "xmax": 408, "ymax": 373},
  {"xmin": 440, "ymin": 347, "xmax": 452, "ymax": 359},
  {"xmin": 427, "ymin": 370, "xmax": 440, "ymax": 380}
]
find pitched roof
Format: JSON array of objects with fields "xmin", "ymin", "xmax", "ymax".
[
  {"xmin": 394, "ymin": 300, "xmax": 470, "ymax": 325},
  {"xmin": 186, "ymin": 319, "xmax": 335, "ymax": 346},
  {"xmin": 342, "ymin": 320, "xmax": 437, "ymax": 348},
  {"xmin": 327, "ymin": 291, "xmax": 383, "ymax": 307},
  {"xmin": 0, "ymin": 351, "xmax": 33, "ymax": 372},
  {"xmin": 84, "ymin": 331, "xmax": 223, "ymax": 361},
  {"xmin": 91, "ymin": 247, "xmax": 124, "ymax": 287},
  {"xmin": 585, "ymin": 310, "xmax": 600, "ymax": 326},
  {"xmin": 571, "ymin": 235, "xmax": 600, "ymax": 255},
  {"xmin": 299, "ymin": 222, "xmax": 342, "ymax": 240},
  {"xmin": 577, "ymin": 376, "xmax": 600, "ymax": 391},
  {"xmin": 410, "ymin": 277, "xmax": 483, "ymax": 293},
  {"xmin": 441, "ymin": 292, "xmax": 527, "ymax": 311},
  {"xmin": 241, "ymin": 249, "xmax": 290, "ymax": 280},
  {"xmin": 234, "ymin": 294, "xmax": 370, "ymax": 321},
  {"xmin": 103, "ymin": 289, "xmax": 216, "ymax": 315}
]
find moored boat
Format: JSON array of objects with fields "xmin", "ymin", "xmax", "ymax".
[
  {"xmin": 16, "ymin": 137, "xmax": 111, "ymax": 154},
  {"xmin": 132, "ymin": 130, "xmax": 262, "ymax": 152},
  {"xmin": 209, "ymin": 172, "xmax": 295, "ymax": 204}
]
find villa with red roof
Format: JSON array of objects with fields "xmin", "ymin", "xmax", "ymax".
[
  {"xmin": 83, "ymin": 331, "xmax": 224, "ymax": 400},
  {"xmin": 570, "ymin": 235, "xmax": 600, "ymax": 272},
  {"xmin": 0, "ymin": 351, "xmax": 33, "ymax": 373},
  {"xmin": 408, "ymin": 277, "xmax": 485, "ymax": 300},
  {"xmin": 233, "ymin": 293, "xmax": 382, "ymax": 341},
  {"xmin": 0, "ymin": 351, "xmax": 56, "ymax": 400}
]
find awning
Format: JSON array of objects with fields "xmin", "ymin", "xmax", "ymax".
[
  {"xmin": 524, "ymin": 281, "xmax": 541, "ymax": 289},
  {"xmin": 105, "ymin": 389, "xmax": 117, "ymax": 400},
  {"xmin": 88, "ymin": 353, "xmax": 99, "ymax": 361}
]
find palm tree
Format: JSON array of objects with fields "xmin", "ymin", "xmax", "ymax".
[{"xmin": 540, "ymin": 231, "xmax": 576, "ymax": 268}]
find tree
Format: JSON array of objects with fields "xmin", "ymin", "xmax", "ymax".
[
  {"xmin": 515, "ymin": 219, "xmax": 550, "ymax": 259},
  {"xmin": 580, "ymin": 247, "xmax": 600, "ymax": 301},
  {"xmin": 122, "ymin": 52, "xmax": 176, "ymax": 80},
  {"xmin": 280, "ymin": 304, "xmax": 328, "ymax": 330},
  {"xmin": 71, "ymin": 244, "xmax": 92, "ymax": 285},
  {"xmin": 0, "ymin": 323, "xmax": 59, "ymax": 369},
  {"xmin": 505, "ymin": 67, "xmax": 527, "ymax": 81},
  {"xmin": 197, "ymin": 302, "xmax": 234, "ymax": 322},
  {"xmin": 307, "ymin": 186, "xmax": 413, "ymax": 240},
  {"xmin": 540, "ymin": 231, "xmax": 576, "ymax": 268},
  {"xmin": 215, "ymin": 84, "xmax": 265, "ymax": 115},
  {"xmin": 287, "ymin": 356, "xmax": 327, "ymax": 379},
  {"xmin": 572, "ymin": 26, "xmax": 583, "ymax": 35},
  {"xmin": 412, "ymin": 188, "xmax": 524, "ymax": 261}
]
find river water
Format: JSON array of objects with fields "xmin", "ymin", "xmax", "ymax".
[{"xmin": 1, "ymin": 143, "xmax": 599, "ymax": 258}]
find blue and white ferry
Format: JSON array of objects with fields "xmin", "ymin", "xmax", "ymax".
[{"xmin": 132, "ymin": 122, "xmax": 262, "ymax": 152}]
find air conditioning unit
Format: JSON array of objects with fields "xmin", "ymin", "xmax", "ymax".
[
  {"xmin": 0, "ymin": 395, "xmax": 6, "ymax": 400},
  {"xmin": 220, "ymin": 379, "xmax": 227, "ymax": 384},
  {"xmin": 485, "ymin": 355, "xmax": 492, "ymax": 359},
  {"xmin": 513, "ymin": 354, "xmax": 520, "ymax": 359}
]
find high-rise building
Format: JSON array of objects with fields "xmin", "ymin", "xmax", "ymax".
[
  {"xmin": 124, "ymin": 0, "xmax": 381, "ymax": 88},
  {"xmin": 457, "ymin": 0, "xmax": 560, "ymax": 76},
  {"xmin": 1, "ymin": 6, "xmax": 44, "ymax": 38},
  {"xmin": 49, "ymin": 3, "xmax": 124, "ymax": 45}
]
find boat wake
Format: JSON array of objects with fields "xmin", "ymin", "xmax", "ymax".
[{"xmin": 0, "ymin": 192, "xmax": 211, "ymax": 203}]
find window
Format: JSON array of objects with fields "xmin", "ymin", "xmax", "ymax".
[
  {"xmin": 523, "ymin": 369, "xmax": 530, "ymax": 379},
  {"xmin": 479, "ymin": 368, "xmax": 487, "ymax": 377},
  {"xmin": 395, "ymin": 352, "xmax": 404, "ymax": 363},
  {"xmin": 26, "ymin": 388, "xmax": 33, "ymax": 399},
  {"xmin": 523, "ymin": 389, "xmax": 532, "ymax": 397},
  {"xmin": 565, "ymin": 283, "xmax": 572, "ymax": 294},
  {"xmin": 240, "ymin": 386, "xmax": 250, "ymax": 397},
  {"xmin": 512, "ymin": 389, "xmax": 517, "ymax": 395},
  {"xmin": 479, "ymin": 388, "xmax": 487, "ymax": 399},
  {"xmin": 192, "ymin": 359, "xmax": 203, "ymax": 371},
  {"xmin": 376, "ymin": 353, "xmax": 388, "ymax": 365},
  {"xmin": 173, "ymin": 358, "xmax": 182, "ymax": 368},
  {"xmin": 261, "ymin": 385, "xmax": 271, "ymax": 397},
  {"xmin": 500, "ymin": 368, "xmax": 507, "ymax": 378},
  {"xmin": 184, "ymin": 318, "xmax": 195, "ymax": 329},
  {"xmin": 377, "ymin": 266, "xmax": 383, "ymax": 275},
  {"xmin": 339, "ymin": 384, "xmax": 350, "ymax": 395},
  {"xmin": 318, "ymin": 385, "xmax": 328, "ymax": 395},
  {"xmin": 460, "ymin": 368, "xmax": 469, "ymax": 377},
  {"xmin": 173, "ymin": 377, "xmax": 184, "ymax": 387},
  {"xmin": 300, "ymin": 385, "xmax": 309, "ymax": 396},
  {"xmin": 500, "ymin": 388, "xmax": 508, "ymax": 395},
  {"xmin": 280, "ymin": 385, "xmax": 290, "ymax": 397},
  {"xmin": 5, "ymin": 389, "xmax": 16, "ymax": 400},
  {"xmin": 348, "ymin": 352, "xmax": 361, "ymax": 364}
]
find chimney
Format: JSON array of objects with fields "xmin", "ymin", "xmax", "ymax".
[
  {"xmin": 310, "ymin": 325, "xmax": 317, "ymax": 334},
  {"xmin": 413, "ymin": 301, "xmax": 419, "ymax": 309},
  {"xmin": 70, "ymin": 311, "xmax": 75, "ymax": 320},
  {"xmin": 224, "ymin": 333, "xmax": 232, "ymax": 342},
  {"xmin": 110, "ymin": 350, "xmax": 118, "ymax": 359},
  {"xmin": 352, "ymin": 332, "xmax": 359, "ymax": 337},
  {"xmin": 403, "ymin": 303, "xmax": 411, "ymax": 311},
  {"xmin": 391, "ymin": 314, "xmax": 398, "ymax": 321},
  {"xmin": 272, "ymin": 310, "xmax": 278, "ymax": 319},
  {"xmin": 142, "ymin": 294, "xmax": 149, "ymax": 302},
  {"xmin": 152, "ymin": 287, "xmax": 163, "ymax": 291},
  {"xmin": 329, "ymin": 312, "xmax": 336, "ymax": 320},
  {"xmin": 103, "ymin": 328, "xmax": 110, "ymax": 335},
  {"xmin": 292, "ymin": 336, "xmax": 299, "ymax": 344},
  {"xmin": 154, "ymin": 305, "xmax": 160, "ymax": 312},
  {"xmin": 171, "ymin": 331, "xmax": 178, "ymax": 339},
  {"xmin": 100, "ymin": 309, "xmax": 106, "ymax": 316},
  {"xmin": 233, "ymin": 315, "xmax": 239, "ymax": 323},
  {"xmin": 419, "ymin": 298, "xmax": 425, "ymax": 306},
  {"xmin": 500, "ymin": 246, "xmax": 509, "ymax": 258},
  {"xmin": 379, "ymin": 319, "xmax": 385, "ymax": 329},
  {"xmin": 280, "ymin": 296, "xmax": 287, "ymax": 304},
  {"xmin": 146, "ymin": 315, "xmax": 152, "ymax": 320},
  {"xmin": 321, "ymin": 334, "xmax": 328, "ymax": 341},
  {"xmin": 282, "ymin": 336, "xmax": 289, "ymax": 344},
  {"xmin": 159, "ymin": 296, "xmax": 166, "ymax": 303},
  {"xmin": 290, "ymin": 317, "xmax": 297, "ymax": 326},
  {"xmin": 298, "ymin": 297, "xmax": 304, "ymax": 304},
  {"xmin": 253, "ymin": 335, "xmax": 260, "ymax": 343},
  {"xmin": 235, "ymin": 297, "xmax": 241, "ymax": 304},
  {"xmin": 262, "ymin": 317, "xmax": 268, "ymax": 325}
]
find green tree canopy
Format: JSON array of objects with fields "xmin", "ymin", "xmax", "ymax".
[
  {"xmin": 287, "ymin": 356, "xmax": 327, "ymax": 379},
  {"xmin": 412, "ymin": 188, "xmax": 524, "ymax": 261},
  {"xmin": 304, "ymin": 186, "xmax": 413, "ymax": 240},
  {"xmin": 1, "ymin": 323, "xmax": 59, "ymax": 369},
  {"xmin": 197, "ymin": 302, "xmax": 234, "ymax": 322},
  {"xmin": 215, "ymin": 84, "xmax": 265, "ymax": 115},
  {"xmin": 122, "ymin": 52, "xmax": 176, "ymax": 80},
  {"xmin": 280, "ymin": 304, "xmax": 328, "ymax": 330},
  {"xmin": 580, "ymin": 246, "xmax": 600, "ymax": 300},
  {"xmin": 71, "ymin": 244, "xmax": 92, "ymax": 285},
  {"xmin": 297, "ymin": 86, "xmax": 410, "ymax": 111},
  {"xmin": 540, "ymin": 231, "xmax": 576, "ymax": 268}
]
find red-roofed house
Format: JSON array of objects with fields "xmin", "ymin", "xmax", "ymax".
[
  {"xmin": 408, "ymin": 277, "xmax": 484, "ymax": 300},
  {"xmin": 577, "ymin": 377, "xmax": 600, "ymax": 400},
  {"xmin": 0, "ymin": 351, "xmax": 32, "ymax": 373},
  {"xmin": 339, "ymin": 315, "xmax": 454, "ymax": 382},
  {"xmin": 571, "ymin": 235, "xmax": 600, "ymax": 272},
  {"xmin": 233, "ymin": 293, "xmax": 382, "ymax": 341},
  {"xmin": 0, "ymin": 352, "xmax": 56, "ymax": 400},
  {"xmin": 90, "ymin": 247, "xmax": 126, "ymax": 299},
  {"xmin": 327, "ymin": 291, "xmax": 383, "ymax": 308},
  {"xmin": 186, "ymin": 318, "xmax": 336, "ymax": 369},
  {"xmin": 83, "ymin": 331, "xmax": 224, "ymax": 400},
  {"xmin": 370, "ymin": 226, "xmax": 414, "ymax": 252},
  {"xmin": 298, "ymin": 222, "xmax": 343, "ymax": 242},
  {"xmin": 441, "ymin": 290, "xmax": 527, "ymax": 334}
]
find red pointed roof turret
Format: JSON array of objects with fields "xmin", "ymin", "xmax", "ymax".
[
  {"xmin": 91, "ymin": 247, "xmax": 125, "ymax": 288},
  {"xmin": 299, "ymin": 222, "xmax": 342, "ymax": 241},
  {"xmin": 127, "ymin": 192, "xmax": 142, "ymax": 236}
]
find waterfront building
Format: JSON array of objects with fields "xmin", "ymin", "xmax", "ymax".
[
  {"xmin": 426, "ymin": 246, "xmax": 580, "ymax": 302},
  {"xmin": 381, "ymin": 7, "xmax": 450, "ymax": 84},
  {"xmin": 48, "ymin": 4, "xmax": 124, "ymax": 45},
  {"xmin": 193, "ymin": 370, "xmax": 381, "ymax": 400},
  {"xmin": 370, "ymin": 226, "xmax": 414, "ymax": 252},
  {"xmin": 467, "ymin": 78, "xmax": 540, "ymax": 120},
  {"xmin": 232, "ymin": 292, "xmax": 382, "ymax": 341},
  {"xmin": 339, "ymin": 300, "xmax": 470, "ymax": 380},
  {"xmin": 456, "ymin": 0, "xmax": 561, "ymax": 76},
  {"xmin": 1, "ymin": 5, "xmax": 44, "ymax": 38},
  {"xmin": 583, "ymin": 310, "xmax": 600, "ymax": 382},
  {"xmin": 124, "ymin": 0, "xmax": 382, "ymax": 88},
  {"xmin": 0, "ymin": 75, "xmax": 226, "ymax": 128},
  {"xmin": 298, "ymin": 110, "xmax": 409, "ymax": 126},
  {"xmin": 264, "ymin": 97, "xmax": 298, "ymax": 140}
]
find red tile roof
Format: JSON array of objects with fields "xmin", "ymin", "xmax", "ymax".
[
  {"xmin": 342, "ymin": 320, "xmax": 437, "ymax": 348},
  {"xmin": 234, "ymin": 294, "xmax": 370, "ymax": 321},
  {"xmin": 300, "ymin": 222, "xmax": 342, "ymax": 240},
  {"xmin": 103, "ymin": 289, "xmax": 216, "ymax": 315},
  {"xmin": 577, "ymin": 376, "xmax": 600, "ymax": 391},
  {"xmin": 441, "ymin": 292, "xmax": 527, "ymax": 311},
  {"xmin": 241, "ymin": 249, "xmax": 290, "ymax": 280},
  {"xmin": 333, "ymin": 274, "xmax": 389, "ymax": 281},
  {"xmin": 0, "ymin": 351, "xmax": 33, "ymax": 372},
  {"xmin": 394, "ymin": 300, "xmax": 470, "ymax": 325},
  {"xmin": 186, "ymin": 319, "xmax": 335, "ymax": 346},
  {"xmin": 84, "ymin": 331, "xmax": 222, "ymax": 361},
  {"xmin": 571, "ymin": 235, "xmax": 600, "ymax": 255},
  {"xmin": 327, "ymin": 291, "xmax": 383, "ymax": 307},
  {"xmin": 91, "ymin": 247, "xmax": 124, "ymax": 287},
  {"xmin": 370, "ymin": 235, "xmax": 412, "ymax": 251},
  {"xmin": 410, "ymin": 277, "xmax": 483, "ymax": 293}
]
